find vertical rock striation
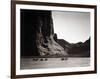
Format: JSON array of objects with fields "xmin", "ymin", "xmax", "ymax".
[
  {"xmin": 36, "ymin": 11, "xmax": 67, "ymax": 56},
  {"xmin": 21, "ymin": 10, "xmax": 68, "ymax": 57}
]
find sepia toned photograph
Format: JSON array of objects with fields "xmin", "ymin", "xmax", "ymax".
[
  {"xmin": 11, "ymin": 1, "xmax": 97, "ymax": 79},
  {"xmin": 20, "ymin": 9, "xmax": 91, "ymax": 69}
]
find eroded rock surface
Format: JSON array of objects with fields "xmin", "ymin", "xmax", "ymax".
[
  {"xmin": 21, "ymin": 10, "xmax": 68, "ymax": 57},
  {"xmin": 36, "ymin": 11, "xmax": 67, "ymax": 56}
]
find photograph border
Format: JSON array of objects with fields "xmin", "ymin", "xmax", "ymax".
[{"xmin": 11, "ymin": 0, "xmax": 97, "ymax": 79}]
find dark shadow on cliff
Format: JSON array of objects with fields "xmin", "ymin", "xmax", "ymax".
[{"xmin": 21, "ymin": 9, "xmax": 68, "ymax": 57}]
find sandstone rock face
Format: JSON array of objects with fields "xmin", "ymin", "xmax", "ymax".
[
  {"xmin": 36, "ymin": 11, "xmax": 67, "ymax": 56},
  {"xmin": 21, "ymin": 10, "xmax": 68, "ymax": 57}
]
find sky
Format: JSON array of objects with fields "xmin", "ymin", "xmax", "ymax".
[{"xmin": 52, "ymin": 11, "xmax": 90, "ymax": 43}]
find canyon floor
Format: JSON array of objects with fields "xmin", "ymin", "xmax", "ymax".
[{"xmin": 20, "ymin": 57, "xmax": 90, "ymax": 69}]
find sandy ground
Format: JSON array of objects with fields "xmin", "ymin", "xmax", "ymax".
[{"xmin": 20, "ymin": 57, "xmax": 90, "ymax": 69}]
